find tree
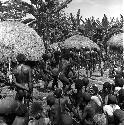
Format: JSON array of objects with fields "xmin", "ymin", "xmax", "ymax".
[
  {"xmin": 0, "ymin": 0, "xmax": 72, "ymax": 51},
  {"xmin": 0, "ymin": 0, "xmax": 27, "ymax": 21},
  {"xmin": 102, "ymin": 14, "xmax": 109, "ymax": 29},
  {"xmin": 21, "ymin": 0, "xmax": 72, "ymax": 51}
]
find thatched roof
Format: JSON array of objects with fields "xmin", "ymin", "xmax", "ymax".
[
  {"xmin": 107, "ymin": 33, "xmax": 124, "ymax": 49},
  {"xmin": 61, "ymin": 35, "xmax": 100, "ymax": 50},
  {"xmin": 0, "ymin": 21, "xmax": 45, "ymax": 61}
]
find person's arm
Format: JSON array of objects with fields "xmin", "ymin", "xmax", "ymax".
[
  {"xmin": 12, "ymin": 74, "xmax": 29, "ymax": 91},
  {"xmin": 42, "ymin": 61, "xmax": 51, "ymax": 74}
]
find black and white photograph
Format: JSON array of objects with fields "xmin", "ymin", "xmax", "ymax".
[{"xmin": 0, "ymin": 0, "xmax": 123, "ymax": 124}]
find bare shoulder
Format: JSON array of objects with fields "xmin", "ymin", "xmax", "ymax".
[
  {"xmin": 13, "ymin": 64, "xmax": 31, "ymax": 74},
  {"xmin": 22, "ymin": 64, "xmax": 31, "ymax": 72}
]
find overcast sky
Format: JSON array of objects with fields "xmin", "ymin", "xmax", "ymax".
[
  {"xmin": 65, "ymin": 0, "xmax": 123, "ymax": 20},
  {"xmin": 0, "ymin": 0, "xmax": 123, "ymax": 20}
]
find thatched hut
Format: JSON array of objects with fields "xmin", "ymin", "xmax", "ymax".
[
  {"xmin": 107, "ymin": 33, "xmax": 123, "ymax": 53},
  {"xmin": 0, "ymin": 21, "xmax": 45, "ymax": 61},
  {"xmin": 61, "ymin": 35, "xmax": 100, "ymax": 50}
]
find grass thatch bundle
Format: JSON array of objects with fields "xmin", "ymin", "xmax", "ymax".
[
  {"xmin": 0, "ymin": 21, "xmax": 45, "ymax": 61},
  {"xmin": 107, "ymin": 33, "xmax": 124, "ymax": 49},
  {"xmin": 61, "ymin": 35, "xmax": 100, "ymax": 50}
]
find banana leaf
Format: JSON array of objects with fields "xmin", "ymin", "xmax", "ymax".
[{"xmin": 0, "ymin": 21, "xmax": 45, "ymax": 61}]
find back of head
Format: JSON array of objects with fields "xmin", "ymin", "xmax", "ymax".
[
  {"xmin": 118, "ymin": 89, "xmax": 124, "ymax": 97},
  {"xmin": 42, "ymin": 54, "xmax": 49, "ymax": 62},
  {"xmin": 82, "ymin": 77, "xmax": 89, "ymax": 87},
  {"xmin": 118, "ymin": 89, "xmax": 124, "ymax": 103},
  {"xmin": 118, "ymin": 78, "xmax": 124, "ymax": 87},
  {"xmin": 103, "ymin": 82, "xmax": 111, "ymax": 93},
  {"xmin": 30, "ymin": 102, "xmax": 43, "ymax": 117},
  {"xmin": 16, "ymin": 53, "xmax": 26, "ymax": 63},
  {"xmin": 74, "ymin": 79, "xmax": 83, "ymax": 90},
  {"xmin": 89, "ymin": 85, "xmax": 98, "ymax": 95},
  {"xmin": 54, "ymin": 88, "xmax": 62, "ymax": 98},
  {"xmin": 108, "ymin": 95, "xmax": 117, "ymax": 105},
  {"xmin": 47, "ymin": 95, "xmax": 55, "ymax": 106},
  {"xmin": 82, "ymin": 92, "xmax": 91, "ymax": 103}
]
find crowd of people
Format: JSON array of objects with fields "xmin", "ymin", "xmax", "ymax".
[{"xmin": 0, "ymin": 46, "xmax": 123, "ymax": 125}]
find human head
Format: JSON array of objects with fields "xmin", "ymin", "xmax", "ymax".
[
  {"xmin": 46, "ymin": 95, "xmax": 55, "ymax": 107},
  {"xmin": 108, "ymin": 95, "xmax": 117, "ymax": 105},
  {"xmin": 54, "ymin": 88, "xmax": 62, "ymax": 98},
  {"xmin": 118, "ymin": 89, "xmax": 124, "ymax": 103},
  {"xmin": 16, "ymin": 53, "xmax": 26, "ymax": 64},
  {"xmin": 82, "ymin": 92, "xmax": 91, "ymax": 103},
  {"xmin": 118, "ymin": 78, "xmax": 124, "ymax": 87},
  {"xmin": 89, "ymin": 85, "xmax": 99, "ymax": 95},
  {"xmin": 15, "ymin": 90, "xmax": 24, "ymax": 102},
  {"xmin": 82, "ymin": 77, "xmax": 89, "ymax": 87},
  {"xmin": 74, "ymin": 79, "xmax": 83, "ymax": 91},
  {"xmin": 42, "ymin": 54, "xmax": 49, "ymax": 62},
  {"xmin": 79, "ymin": 92, "xmax": 91, "ymax": 109},
  {"xmin": 103, "ymin": 82, "xmax": 111, "ymax": 93},
  {"xmin": 30, "ymin": 102, "xmax": 43, "ymax": 119}
]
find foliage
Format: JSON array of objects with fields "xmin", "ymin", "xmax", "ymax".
[
  {"xmin": 0, "ymin": 0, "xmax": 27, "ymax": 21},
  {"xmin": 71, "ymin": 14, "xmax": 124, "ymax": 52},
  {"xmin": 0, "ymin": 0, "xmax": 123, "ymax": 53},
  {"xmin": 0, "ymin": 0, "xmax": 72, "ymax": 52}
]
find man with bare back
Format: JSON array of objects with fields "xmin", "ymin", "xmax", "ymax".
[
  {"xmin": 0, "ymin": 54, "xmax": 32, "ymax": 125},
  {"xmin": 12, "ymin": 53, "xmax": 33, "ymax": 104}
]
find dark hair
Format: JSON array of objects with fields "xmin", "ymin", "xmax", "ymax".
[
  {"xmin": 30, "ymin": 102, "xmax": 43, "ymax": 116},
  {"xmin": 16, "ymin": 53, "xmax": 26, "ymax": 63},
  {"xmin": 54, "ymin": 88, "xmax": 62, "ymax": 98},
  {"xmin": 42, "ymin": 54, "xmax": 49, "ymax": 61},
  {"xmin": 82, "ymin": 92, "xmax": 91, "ymax": 102},
  {"xmin": 108, "ymin": 95, "xmax": 117, "ymax": 104},
  {"xmin": 82, "ymin": 77, "xmax": 89, "ymax": 87},
  {"xmin": 103, "ymin": 82, "xmax": 111, "ymax": 89},
  {"xmin": 74, "ymin": 79, "xmax": 83, "ymax": 90},
  {"xmin": 92, "ymin": 85, "xmax": 99, "ymax": 95},
  {"xmin": 103, "ymin": 82, "xmax": 111, "ymax": 92},
  {"xmin": 47, "ymin": 95, "xmax": 55, "ymax": 106}
]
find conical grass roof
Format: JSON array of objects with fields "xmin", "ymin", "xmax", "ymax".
[
  {"xmin": 107, "ymin": 33, "xmax": 124, "ymax": 48},
  {"xmin": 61, "ymin": 34, "xmax": 100, "ymax": 50},
  {"xmin": 0, "ymin": 21, "xmax": 45, "ymax": 61}
]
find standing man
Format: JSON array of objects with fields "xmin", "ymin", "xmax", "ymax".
[
  {"xmin": 13, "ymin": 53, "xmax": 33, "ymax": 102},
  {"xmin": 12, "ymin": 53, "xmax": 33, "ymax": 123}
]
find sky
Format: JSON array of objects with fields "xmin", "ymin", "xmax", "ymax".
[
  {"xmin": 64, "ymin": 0, "xmax": 123, "ymax": 20},
  {"xmin": 0, "ymin": 0, "xmax": 123, "ymax": 20}
]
